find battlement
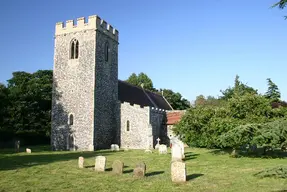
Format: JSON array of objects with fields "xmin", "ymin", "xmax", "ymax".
[
  {"xmin": 121, "ymin": 102, "xmax": 149, "ymax": 110},
  {"xmin": 151, "ymin": 107, "xmax": 166, "ymax": 114},
  {"xmin": 55, "ymin": 15, "xmax": 118, "ymax": 41}
]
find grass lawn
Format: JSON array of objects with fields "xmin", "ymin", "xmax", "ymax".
[{"xmin": 0, "ymin": 146, "xmax": 286, "ymax": 192}]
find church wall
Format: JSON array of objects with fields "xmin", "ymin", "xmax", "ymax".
[
  {"xmin": 149, "ymin": 108, "xmax": 167, "ymax": 147},
  {"xmin": 120, "ymin": 102, "xmax": 151, "ymax": 149},
  {"xmin": 93, "ymin": 29, "xmax": 119, "ymax": 150},
  {"xmin": 51, "ymin": 28, "xmax": 96, "ymax": 151},
  {"xmin": 51, "ymin": 15, "xmax": 119, "ymax": 151}
]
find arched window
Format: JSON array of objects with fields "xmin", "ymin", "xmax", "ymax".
[
  {"xmin": 69, "ymin": 114, "xmax": 74, "ymax": 126},
  {"xmin": 126, "ymin": 120, "xmax": 130, "ymax": 131},
  {"xmin": 70, "ymin": 39, "xmax": 79, "ymax": 59},
  {"xmin": 105, "ymin": 42, "xmax": 109, "ymax": 62}
]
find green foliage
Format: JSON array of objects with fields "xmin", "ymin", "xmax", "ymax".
[
  {"xmin": 253, "ymin": 120, "xmax": 287, "ymax": 150},
  {"xmin": 160, "ymin": 89, "xmax": 190, "ymax": 110},
  {"xmin": 0, "ymin": 70, "xmax": 52, "ymax": 146},
  {"xmin": 175, "ymin": 75, "xmax": 287, "ymax": 150},
  {"xmin": 0, "ymin": 83, "xmax": 9, "ymax": 131},
  {"xmin": 126, "ymin": 72, "xmax": 190, "ymax": 110},
  {"xmin": 265, "ymin": 78, "xmax": 281, "ymax": 102},
  {"xmin": 272, "ymin": 0, "xmax": 287, "ymax": 19},
  {"xmin": 126, "ymin": 72, "xmax": 155, "ymax": 92},
  {"xmin": 227, "ymin": 93, "xmax": 272, "ymax": 122},
  {"xmin": 194, "ymin": 95, "xmax": 226, "ymax": 107},
  {"xmin": 220, "ymin": 75, "xmax": 257, "ymax": 99},
  {"xmin": 220, "ymin": 75, "xmax": 258, "ymax": 100},
  {"xmin": 254, "ymin": 166, "xmax": 287, "ymax": 179},
  {"xmin": 219, "ymin": 124, "xmax": 260, "ymax": 149}
]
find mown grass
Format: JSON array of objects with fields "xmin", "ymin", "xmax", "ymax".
[{"xmin": 0, "ymin": 146, "xmax": 286, "ymax": 192}]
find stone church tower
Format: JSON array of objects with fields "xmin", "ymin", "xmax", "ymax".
[{"xmin": 51, "ymin": 15, "xmax": 119, "ymax": 151}]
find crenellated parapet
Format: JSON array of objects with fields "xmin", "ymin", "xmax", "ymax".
[
  {"xmin": 121, "ymin": 101, "xmax": 149, "ymax": 110},
  {"xmin": 150, "ymin": 107, "xmax": 166, "ymax": 114},
  {"xmin": 55, "ymin": 15, "xmax": 118, "ymax": 41}
]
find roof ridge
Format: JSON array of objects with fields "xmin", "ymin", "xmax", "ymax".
[{"xmin": 118, "ymin": 79, "xmax": 163, "ymax": 97}]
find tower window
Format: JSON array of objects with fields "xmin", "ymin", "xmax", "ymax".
[
  {"xmin": 70, "ymin": 39, "xmax": 79, "ymax": 59},
  {"xmin": 126, "ymin": 120, "xmax": 130, "ymax": 131},
  {"xmin": 69, "ymin": 114, "xmax": 74, "ymax": 126},
  {"xmin": 105, "ymin": 42, "xmax": 109, "ymax": 62}
]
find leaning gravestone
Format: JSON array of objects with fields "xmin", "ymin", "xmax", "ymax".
[
  {"xmin": 159, "ymin": 144, "xmax": 167, "ymax": 154},
  {"xmin": 171, "ymin": 161, "xmax": 186, "ymax": 183},
  {"xmin": 112, "ymin": 160, "xmax": 124, "ymax": 175},
  {"xmin": 78, "ymin": 156, "xmax": 84, "ymax": 168},
  {"xmin": 26, "ymin": 148, "xmax": 31, "ymax": 153},
  {"xmin": 95, "ymin": 156, "xmax": 106, "ymax": 172},
  {"xmin": 171, "ymin": 144, "xmax": 182, "ymax": 162},
  {"xmin": 133, "ymin": 162, "xmax": 146, "ymax": 178}
]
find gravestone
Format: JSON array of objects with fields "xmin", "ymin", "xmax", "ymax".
[
  {"xmin": 171, "ymin": 144, "xmax": 182, "ymax": 162},
  {"xmin": 159, "ymin": 144, "xmax": 167, "ymax": 154},
  {"xmin": 171, "ymin": 161, "xmax": 186, "ymax": 183},
  {"xmin": 111, "ymin": 144, "xmax": 120, "ymax": 151},
  {"xmin": 78, "ymin": 156, "xmax": 84, "ymax": 168},
  {"xmin": 155, "ymin": 138, "xmax": 160, "ymax": 149},
  {"xmin": 26, "ymin": 148, "xmax": 31, "ymax": 153},
  {"xmin": 15, "ymin": 140, "xmax": 20, "ymax": 153},
  {"xmin": 133, "ymin": 162, "xmax": 146, "ymax": 178},
  {"xmin": 95, "ymin": 156, "xmax": 106, "ymax": 172},
  {"xmin": 179, "ymin": 141, "xmax": 185, "ymax": 158},
  {"xmin": 112, "ymin": 160, "xmax": 124, "ymax": 175}
]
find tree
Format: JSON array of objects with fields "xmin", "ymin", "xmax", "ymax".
[
  {"xmin": 265, "ymin": 78, "xmax": 281, "ymax": 102},
  {"xmin": 220, "ymin": 75, "xmax": 257, "ymax": 100},
  {"xmin": 194, "ymin": 95, "xmax": 226, "ymax": 107},
  {"xmin": 160, "ymin": 89, "xmax": 190, "ymax": 110},
  {"xmin": 7, "ymin": 70, "xmax": 53, "ymax": 135},
  {"xmin": 272, "ymin": 0, "xmax": 287, "ymax": 19},
  {"xmin": 0, "ymin": 83, "xmax": 9, "ymax": 131},
  {"xmin": 126, "ymin": 72, "xmax": 155, "ymax": 91},
  {"xmin": 126, "ymin": 72, "xmax": 190, "ymax": 109}
]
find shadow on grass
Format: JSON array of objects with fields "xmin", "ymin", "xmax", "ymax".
[
  {"xmin": 0, "ymin": 146, "xmax": 124, "ymax": 171},
  {"xmin": 209, "ymin": 148, "xmax": 287, "ymax": 159},
  {"xmin": 186, "ymin": 173, "xmax": 204, "ymax": 181},
  {"xmin": 184, "ymin": 152, "xmax": 199, "ymax": 161},
  {"xmin": 123, "ymin": 169, "xmax": 133, "ymax": 174},
  {"xmin": 146, "ymin": 171, "xmax": 164, "ymax": 177}
]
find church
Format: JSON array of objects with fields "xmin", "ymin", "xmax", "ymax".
[{"xmin": 51, "ymin": 15, "xmax": 183, "ymax": 151}]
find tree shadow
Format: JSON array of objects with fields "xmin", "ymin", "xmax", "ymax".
[
  {"xmin": 209, "ymin": 148, "xmax": 287, "ymax": 159},
  {"xmin": 0, "ymin": 149, "xmax": 116, "ymax": 171},
  {"xmin": 184, "ymin": 152, "xmax": 199, "ymax": 161},
  {"xmin": 186, "ymin": 173, "xmax": 204, "ymax": 181},
  {"xmin": 146, "ymin": 171, "xmax": 164, "ymax": 177},
  {"xmin": 123, "ymin": 169, "xmax": 133, "ymax": 174}
]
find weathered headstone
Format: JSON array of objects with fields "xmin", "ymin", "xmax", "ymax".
[
  {"xmin": 133, "ymin": 162, "xmax": 146, "ymax": 178},
  {"xmin": 155, "ymin": 137, "xmax": 160, "ymax": 149},
  {"xmin": 171, "ymin": 161, "xmax": 186, "ymax": 183},
  {"xmin": 95, "ymin": 156, "xmax": 106, "ymax": 172},
  {"xmin": 179, "ymin": 141, "xmax": 185, "ymax": 158},
  {"xmin": 171, "ymin": 144, "xmax": 182, "ymax": 162},
  {"xmin": 26, "ymin": 148, "xmax": 31, "ymax": 153},
  {"xmin": 159, "ymin": 144, "xmax": 167, "ymax": 154},
  {"xmin": 15, "ymin": 140, "xmax": 20, "ymax": 153},
  {"xmin": 112, "ymin": 160, "xmax": 124, "ymax": 175},
  {"xmin": 111, "ymin": 144, "xmax": 120, "ymax": 151},
  {"xmin": 78, "ymin": 156, "xmax": 84, "ymax": 168}
]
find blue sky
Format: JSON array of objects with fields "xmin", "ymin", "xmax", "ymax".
[{"xmin": 0, "ymin": 0, "xmax": 286, "ymax": 102}]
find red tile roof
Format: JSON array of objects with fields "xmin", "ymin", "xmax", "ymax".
[{"xmin": 166, "ymin": 111, "xmax": 185, "ymax": 125}]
